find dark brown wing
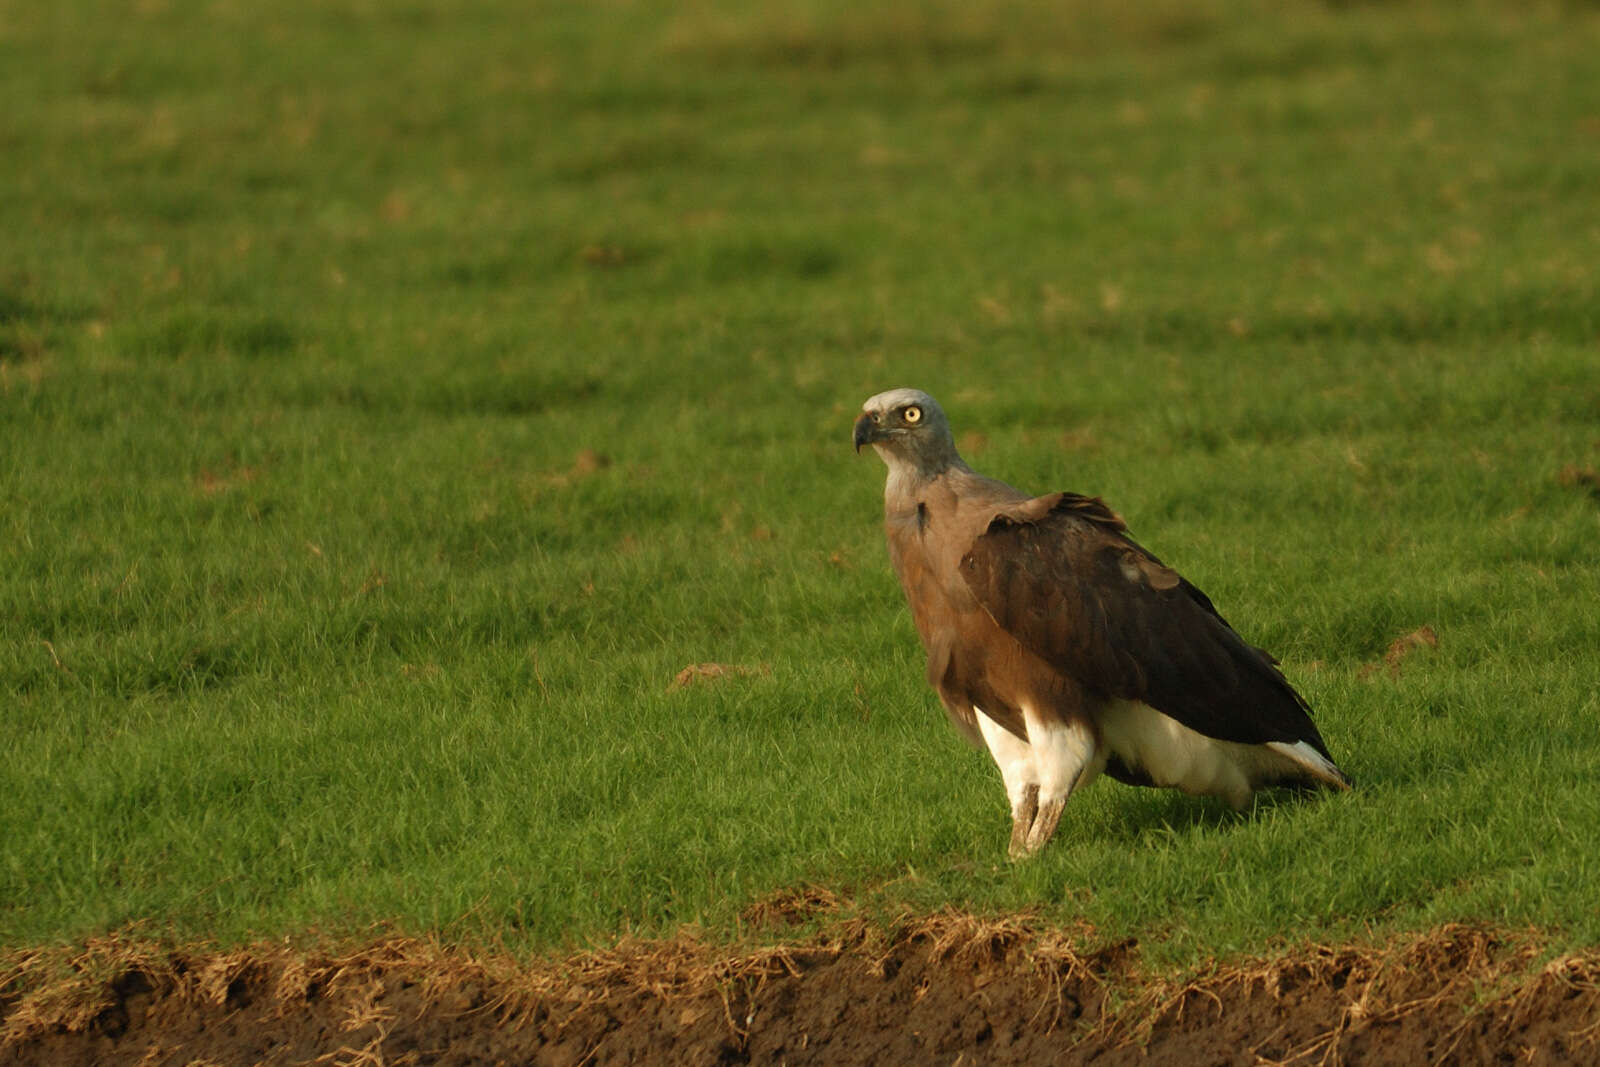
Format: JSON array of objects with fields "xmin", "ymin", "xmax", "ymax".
[{"xmin": 957, "ymin": 493, "xmax": 1336, "ymax": 759}]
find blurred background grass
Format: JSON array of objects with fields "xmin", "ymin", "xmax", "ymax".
[{"xmin": 2, "ymin": 0, "xmax": 1598, "ymax": 962}]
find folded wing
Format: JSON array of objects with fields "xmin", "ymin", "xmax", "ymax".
[{"xmin": 957, "ymin": 493, "xmax": 1338, "ymax": 762}]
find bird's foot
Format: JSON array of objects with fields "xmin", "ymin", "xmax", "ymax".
[{"xmin": 1007, "ymin": 783, "xmax": 1040, "ymax": 860}]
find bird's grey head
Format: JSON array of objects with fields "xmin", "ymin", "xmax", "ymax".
[{"xmin": 852, "ymin": 387, "xmax": 964, "ymax": 479}]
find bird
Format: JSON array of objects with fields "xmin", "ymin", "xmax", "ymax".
[{"xmin": 853, "ymin": 387, "xmax": 1350, "ymax": 858}]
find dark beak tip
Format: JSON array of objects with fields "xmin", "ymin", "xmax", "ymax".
[{"xmin": 851, "ymin": 414, "xmax": 873, "ymax": 453}]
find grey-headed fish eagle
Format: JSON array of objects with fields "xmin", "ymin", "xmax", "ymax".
[{"xmin": 854, "ymin": 388, "xmax": 1350, "ymax": 857}]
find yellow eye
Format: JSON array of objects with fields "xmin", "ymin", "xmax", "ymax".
[{"xmin": 903, "ymin": 405, "xmax": 922, "ymax": 424}]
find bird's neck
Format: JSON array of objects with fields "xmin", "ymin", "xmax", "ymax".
[{"xmin": 882, "ymin": 452, "xmax": 969, "ymax": 512}]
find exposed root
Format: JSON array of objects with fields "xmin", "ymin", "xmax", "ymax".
[{"xmin": 3, "ymin": 916, "xmax": 1598, "ymax": 1065}]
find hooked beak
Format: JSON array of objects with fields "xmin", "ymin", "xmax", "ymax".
[{"xmin": 852, "ymin": 412, "xmax": 879, "ymax": 453}]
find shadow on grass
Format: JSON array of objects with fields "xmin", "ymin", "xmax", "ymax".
[{"xmin": 1094, "ymin": 783, "xmax": 1338, "ymax": 846}]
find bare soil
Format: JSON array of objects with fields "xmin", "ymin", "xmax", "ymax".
[{"xmin": 4, "ymin": 905, "xmax": 1598, "ymax": 1066}]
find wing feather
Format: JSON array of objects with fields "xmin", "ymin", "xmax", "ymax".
[{"xmin": 958, "ymin": 493, "xmax": 1339, "ymax": 761}]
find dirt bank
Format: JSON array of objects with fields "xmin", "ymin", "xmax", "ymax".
[{"xmin": 4, "ymin": 907, "xmax": 1598, "ymax": 1065}]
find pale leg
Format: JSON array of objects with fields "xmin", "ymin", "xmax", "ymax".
[
  {"xmin": 975, "ymin": 708, "xmax": 1040, "ymax": 859},
  {"xmin": 1021, "ymin": 707, "xmax": 1102, "ymax": 855}
]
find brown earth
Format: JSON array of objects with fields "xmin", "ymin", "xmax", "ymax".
[{"xmin": 4, "ymin": 904, "xmax": 1598, "ymax": 1066}]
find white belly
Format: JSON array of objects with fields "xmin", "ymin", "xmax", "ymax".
[{"xmin": 1096, "ymin": 701, "xmax": 1274, "ymax": 809}]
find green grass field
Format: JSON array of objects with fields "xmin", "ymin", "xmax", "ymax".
[{"xmin": 3, "ymin": 0, "xmax": 1599, "ymax": 968}]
